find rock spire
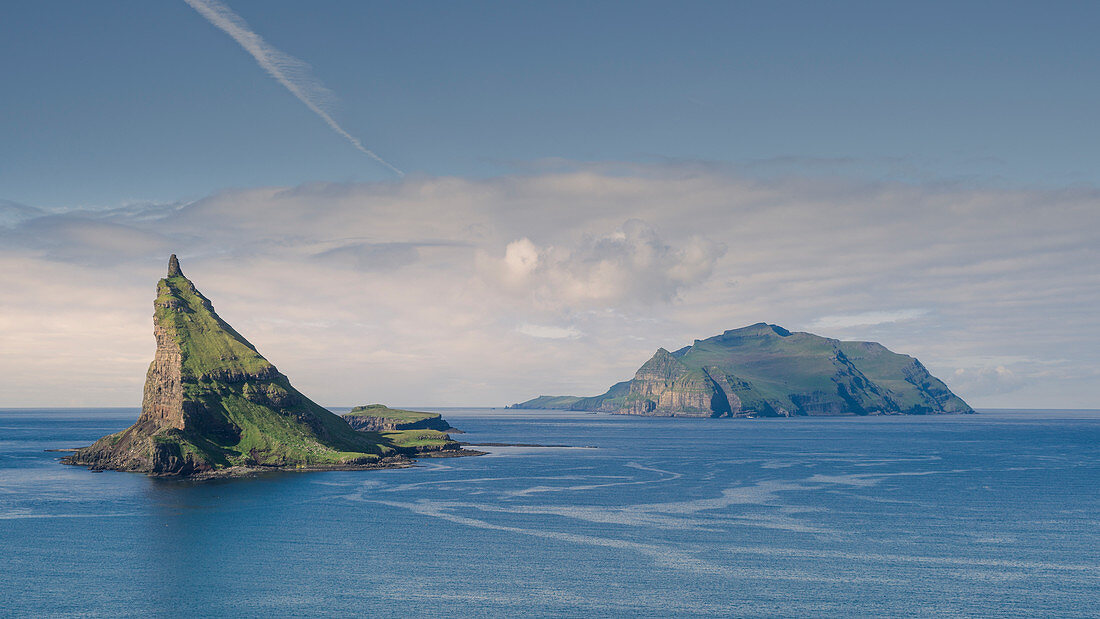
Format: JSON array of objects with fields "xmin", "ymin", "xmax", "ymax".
[{"xmin": 167, "ymin": 253, "xmax": 182, "ymax": 277}]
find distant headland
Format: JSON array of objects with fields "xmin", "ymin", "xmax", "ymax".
[{"xmin": 510, "ymin": 323, "xmax": 973, "ymax": 417}]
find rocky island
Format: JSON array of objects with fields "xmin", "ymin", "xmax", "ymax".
[
  {"xmin": 342, "ymin": 404, "xmax": 456, "ymax": 432},
  {"xmin": 63, "ymin": 255, "xmax": 474, "ymax": 478},
  {"xmin": 511, "ymin": 323, "xmax": 973, "ymax": 417},
  {"xmin": 341, "ymin": 404, "xmax": 467, "ymax": 455}
]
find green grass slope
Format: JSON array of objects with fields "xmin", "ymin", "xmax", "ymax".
[
  {"xmin": 156, "ymin": 273, "xmax": 392, "ymax": 466},
  {"xmin": 342, "ymin": 404, "xmax": 457, "ymax": 437},
  {"xmin": 345, "ymin": 404, "xmax": 443, "ymax": 423},
  {"xmin": 66, "ymin": 258, "xmax": 403, "ymax": 476}
]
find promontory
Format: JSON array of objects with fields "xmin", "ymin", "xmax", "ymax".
[
  {"xmin": 63, "ymin": 255, "xmax": 472, "ymax": 478},
  {"xmin": 511, "ymin": 323, "xmax": 973, "ymax": 417}
]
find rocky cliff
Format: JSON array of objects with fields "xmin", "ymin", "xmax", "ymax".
[
  {"xmin": 621, "ymin": 349, "xmax": 716, "ymax": 416},
  {"xmin": 511, "ymin": 323, "xmax": 973, "ymax": 418},
  {"xmin": 63, "ymin": 255, "xmax": 465, "ymax": 478}
]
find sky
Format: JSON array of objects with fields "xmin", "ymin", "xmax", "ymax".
[{"xmin": 1, "ymin": 1, "xmax": 1098, "ymax": 408}]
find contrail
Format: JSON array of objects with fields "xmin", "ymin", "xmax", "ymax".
[{"xmin": 183, "ymin": 0, "xmax": 404, "ymax": 177}]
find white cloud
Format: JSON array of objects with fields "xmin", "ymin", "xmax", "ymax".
[
  {"xmin": 2, "ymin": 163, "xmax": 1098, "ymax": 408},
  {"xmin": 495, "ymin": 219, "xmax": 726, "ymax": 307},
  {"xmin": 516, "ymin": 323, "xmax": 582, "ymax": 339},
  {"xmin": 504, "ymin": 238, "xmax": 539, "ymax": 277},
  {"xmin": 950, "ymin": 366, "xmax": 1025, "ymax": 399},
  {"xmin": 809, "ymin": 309, "xmax": 929, "ymax": 330}
]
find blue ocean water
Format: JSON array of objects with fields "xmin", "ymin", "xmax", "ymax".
[{"xmin": 1, "ymin": 408, "xmax": 1098, "ymax": 617}]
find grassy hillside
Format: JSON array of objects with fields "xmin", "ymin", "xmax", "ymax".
[
  {"xmin": 67, "ymin": 258, "xmax": 446, "ymax": 476},
  {"xmin": 512, "ymin": 323, "xmax": 972, "ymax": 417}
]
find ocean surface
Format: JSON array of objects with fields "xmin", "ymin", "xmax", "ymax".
[{"xmin": 1, "ymin": 408, "xmax": 1098, "ymax": 617}]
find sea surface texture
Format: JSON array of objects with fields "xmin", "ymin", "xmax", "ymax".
[{"xmin": 2, "ymin": 408, "xmax": 1098, "ymax": 617}]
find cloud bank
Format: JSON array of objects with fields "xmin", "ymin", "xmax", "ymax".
[
  {"xmin": 183, "ymin": 0, "xmax": 403, "ymax": 176},
  {"xmin": 810, "ymin": 309, "xmax": 929, "ymax": 330},
  {"xmin": 496, "ymin": 220, "xmax": 725, "ymax": 306},
  {"xmin": 1, "ymin": 163, "xmax": 1098, "ymax": 408}
]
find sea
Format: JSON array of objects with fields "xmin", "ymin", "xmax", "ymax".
[{"xmin": 1, "ymin": 407, "xmax": 1098, "ymax": 617}]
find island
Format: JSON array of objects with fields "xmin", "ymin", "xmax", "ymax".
[
  {"xmin": 63, "ymin": 255, "xmax": 477, "ymax": 478},
  {"xmin": 510, "ymin": 323, "xmax": 973, "ymax": 417},
  {"xmin": 342, "ymin": 404, "xmax": 466, "ymax": 455},
  {"xmin": 342, "ymin": 404, "xmax": 456, "ymax": 432}
]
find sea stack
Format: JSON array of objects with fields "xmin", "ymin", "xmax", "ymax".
[{"xmin": 64, "ymin": 255, "xmax": 412, "ymax": 477}]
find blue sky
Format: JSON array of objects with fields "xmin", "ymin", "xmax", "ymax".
[
  {"xmin": 5, "ymin": 1, "xmax": 1100, "ymax": 208},
  {"xmin": 1, "ymin": 1, "xmax": 1098, "ymax": 408}
]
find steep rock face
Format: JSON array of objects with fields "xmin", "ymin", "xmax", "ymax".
[
  {"xmin": 512, "ymin": 323, "xmax": 973, "ymax": 418},
  {"xmin": 63, "ymin": 255, "xmax": 405, "ymax": 477},
  {"xmin": 138, "ymin": 322, "xmax": 185, "ymax": 430},
  {"xmin": 703, "ymin": 368, "xmax": 744, "ymax": 417},
  {"xmin": 621, "ymin": 349, "xmax": 721, "ymax": 416}
]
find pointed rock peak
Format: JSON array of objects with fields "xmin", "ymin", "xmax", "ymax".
[
  {"xmin": 642, "ymin": 347, "xmax": 685, "ymax": 368},
  {"xmin": 167, "ymin": 254, "xmax": 183, "ymax": 278},
  {"xmin": 647, "ymin": 348, "xmax": 684, "ymax": 364},
  {"xmin": 636, "ymin": 346, "xmax": 689, "ymax": 379}
]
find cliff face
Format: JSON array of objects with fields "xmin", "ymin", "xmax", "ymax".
[
  {"xmin": 138, "ymin": 321, "xmax": 185, "ymax": 430},
  {"xmin": 63, "ymin": 255, "xmax": 407, "ymax": 477},
  {"xmin": 512, "ymin": 323, "xmax": 974, "ymax": 418},
  {"xmin": 621, "ymin": 349, "xmax": 717, "ymax": 416}
]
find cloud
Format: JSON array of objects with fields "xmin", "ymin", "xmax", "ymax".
[
  {"xmin": 0, "ymin": 199, "xmax": 43, "ymax": 227},
  {"xmin": 516, "ymin": 323, "xmax": 582, "ymax": 340},
  {"xmin": 1, "ymin": 163, "xmax": 1098, "ymax": 408},
  {"xmin": 950, "ymin": 366, "xmax": 1026, "ymax": 398},
  {"xmin": 0, "ymin": 214, "xmax": 173, "ymax": 263},
  {"xmin": 495, "ymin": 219, "xmax": 726, "ymax": 306},
  {"xmin": 312, "ymin": 242, "xmax": 422, "ymax": 272},
  {"xmin": 504, "ymin": 238, "xmax": 540, "ymax": 277},
  {"xmin": 809, "ymin": 309, "xmax": 929, "ymax": 330},
  {"xmin": 183, "ymin": 0, "xmax": 403, "ymax": 176}
]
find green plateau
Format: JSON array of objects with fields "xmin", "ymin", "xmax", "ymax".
[
  {"xmin": 342, "ymin": 404, "xmax": 456, "ymax": 432},
  {"xmin": 510, "ymin": 323, "xmax": 973, "ymax": 417}
]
